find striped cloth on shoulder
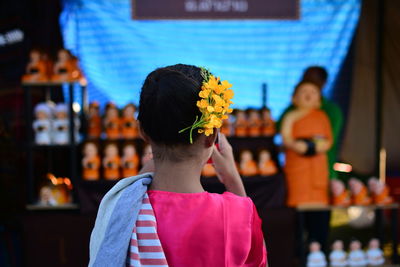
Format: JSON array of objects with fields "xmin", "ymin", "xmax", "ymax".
[{"xmin": 129, "ymin": 193, "xmax": 168, "ymax": 267}]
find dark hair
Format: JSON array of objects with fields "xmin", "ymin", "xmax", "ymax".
[
  {"xmin": 302, "ymin": 66, "xmax": 328, "ymax": 89},
  {"xmin": 138, "ymin": 64, "xmax": 203, "ymax": 145},
  {"xmin": 292, "ymin": 80, "xmax": 322, "ymax": 97}
]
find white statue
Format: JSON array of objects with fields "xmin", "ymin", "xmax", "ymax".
[
  {"xmin": 33, "ymin": 103, "xmax": 52, "ymax": 145},
  {"xmin": 329, "ymin": 240, "xmax": 347, "ymax": 267},
  {"xmin": 366, "ymin": 238, "xmax": 384, "ymax": 266},
  {"xmin": 307, "ymin": 241, "xmax": 327, "ymax": 267},
  {"xmin": 348, "ymin": 240, "xmax": 367, "ymax": 267}
]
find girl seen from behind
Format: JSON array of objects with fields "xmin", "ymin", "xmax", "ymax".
[{"xmin": 89, "ymin": 64, "xmax": 267, "ymax": 267}]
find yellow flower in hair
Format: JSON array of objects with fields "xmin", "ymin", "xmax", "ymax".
[
  {"xmin": 199, "ymin": 89, "xmax": 211, "ymax": 98},
  {"xmin": 197, "ymin": 99, "xmax": 208, "ymax": 109},
  {"xmin": 223, "ymin": 89, "xmax": 234, "ymax": 100},
  {"xmin": 214, "ymin": 105, "xmax": 223, "ymax": 113},
  {"xmin": 204, "ymin": 128, "xmax": 214, "ymax": 136},
  {"xmin": 179, "ymin": 67, "xmax": 235, "ymax": 143},
  {"xmin": 221, "ymin": 80, "xmax": 232, "ymax": 89},
  {"xmin": 212, "ymin": 94, "xmax": 223, "ymax": 105}
]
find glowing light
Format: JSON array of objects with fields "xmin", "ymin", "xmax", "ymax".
[
  {"xmin": 334, "ymin": 162, "xmax": 352, "ymax": 173},
  {"xmin": 73, "ymin": 102, "xmax": 81, "ymax": 113},
  {"xmin": 47, "ymin": 173, "xmax": 58, "ymax": 185},
  {"xmin": 64, "ymin": 178, "xmax": 73, "ymax": 190}
]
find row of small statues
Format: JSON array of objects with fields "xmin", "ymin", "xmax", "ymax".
[
  {"xmin": 81, "ymin": 142, "xmax": 150, "ymax": 181},
  {"xmin": 22, "ymin": 49, "xmax": 83, "ymax": 83},
  {"xmin": 307, "ymin": 239, "xmax": 384, "ymax": 267},
  {"xmin": 331, "ymin": 178, "xmax": 393, "ymax": 206},
  {"xmin": 82, "ymin": 142, "xmax": 279, "ymax": 181},
  {"xmin": 86, "ymin": 101, "xmax": 277, "ymax": 140},
  {"xmin": 33, "ymin": 102, "xmax": 80, "ymax": 145},
  {"xmin": 202, "ymin": 149, "xmax": 278, "ymax": 177}
]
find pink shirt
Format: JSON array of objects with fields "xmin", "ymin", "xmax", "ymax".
[{"xmin": 147, "ymin": 190, "xmax": 267, "ymax": 267}]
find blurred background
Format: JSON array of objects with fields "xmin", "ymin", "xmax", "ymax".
[{"xmin": 0, "ymin": 0, "xmax": 399, "ymax": 266}]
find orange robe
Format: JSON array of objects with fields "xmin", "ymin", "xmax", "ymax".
[
  {"xmin": 22, "ymin": 61, "xmax": 48, "ymax": 82},
  {"xmin": 259, "ymin": 160, "xmax": 277, "ymax": 176},
  {"xmin": 240, "ymin": 160, "xmax": 258, "ymax": 176},
  {"xmin": 105, "ymin": 118, "xmax": 120, "ymax": 140},
  {"xmin": 351, "ymin": 186, "xmax": 371, "ymax": 205},
  {"xmin": 202, "ymin": 163, "xmax": 217, "ymax": 177},
  {"xmin": 372, "ymin": 186, "xmax": 392, "ymax": 205},
  {"xmin": 51, "ymin": 61, "xmax": 75, "ymax": 82},
  {"xmin": 120, "ymin": 117, "xmax": 139, "ymax": 139},
  {"xmin": 261, "ymin": 119, "xmax": 276, "ymax": 137},
  {"xmin": 248, "ymin": 119, "xmax": 262, "ymax": 137},
  {"xmin": 284, "ymin": 109, "xmax": 332, "ymax": 207},
  {"xmin": 104, "ymin": 156, "xmax": 120, "ymax": 180},
  {"xmin": 82, "ymin": 156, "xmax": 100, "ymax": 180},
  {"xmin": 235, "ymin": 120, "xmax": 248, "ymax": 137},
  {"xmin": 88, "ymin": 115, "xmax": 102, "ymax": 139},
  {"xmin": 122, "ymin": 155, "xmax": 139, "ymax": 178},
  {"xmin": 332, "ymin": 190, "xmax": 351, "ymax": 206}
]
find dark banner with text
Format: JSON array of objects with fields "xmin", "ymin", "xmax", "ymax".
[{"xmin": 132, "ymin": 0, "xmax": 299, "ymax": 20}]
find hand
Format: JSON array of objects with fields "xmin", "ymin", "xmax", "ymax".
[
  {"xmin": 211, "ymin": 133, "xmax": 246, "ymax": 197},
  {"xmin": 292, "ymin": 140, "xmax": 307, "ymax": 154},
  {"xmin": 315, "ymin": 139, "xmax": 331, "ymax": 153}
]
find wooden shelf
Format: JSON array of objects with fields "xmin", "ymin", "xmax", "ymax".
[
  {"xmin": 22, "ymin": 81, "xmax": 82, "ymax": 86},
  {"xmin": 296, "ymin": 203, "xmax": 399, "ymax": 211},
  {"xmin": 26, "ymin": 203, "xmax": 80, "ymax": 211}
]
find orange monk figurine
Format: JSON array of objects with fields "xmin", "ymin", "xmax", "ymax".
[
  {"xmin": 70, "ymin": 54, "xmax": 83, "ymax": 81},
  {"xmin": 82, "ymin": 142, "xmax": 101, "ymax": 180},
  {"xmin": 88, "ymin": 101, "xmax": 102, "ymax": 139},
  {"xmin": 368, "ymin": 177, "xmax": 393, "ymax": 205},
  {"xmin": 330, "ymin": 179, "xmax": 351, "ymax": 206},
  {"xmin": 121, "ymin": 103, "xmax": 139, "ymax": 139},
  {"xmin": 281, "ymin": 80, "xmax": 332, "ymax": 207},
  {"xmin": 41, "ymin": 51, "xmax": 54, "ymax": 79},
  {"xmin": 51, "ymin": 49, "xmax": 75, "ymax": 82},
  {"xmin": 121, "ymin": 143, "xmax": 139, "ymax": 178},
  {"xmin": 104, "ymin": 103, "xmax": 121, "ymax": 140},
  {"xmin": 258, "ymin": 149, "xmax": 277, "ymax": 176},
  {"xmin": 220, "ymin": 115, "xmax": 232, "ymax": 136},
  {"xmin": 234, "ymin": 110, "xmax": 248, "ymax": 137},
  {"xmin": 103, "ymin": 143, "xmax": 120, "ymax": 180},
  {"xmin": 261, "ymin": 108, "xmax": 276, "ymax": 137},
  {"xmin": 22, "ymin": 49, "xmax": 48, "ymax": 82},
  {"xmin": 239, "ymin": 150, "xmax": 258, "ymax": 176},
  {"xmin": 247, "ymin": 109, "xmax": 262, "ymax": 137},
  {"xmin": 202, "ymin": 163, "xmax": 217, "ymax": 177},
  {"xmin": 348, "ymin": 178, "xmax": 371, "ymax": 205}
]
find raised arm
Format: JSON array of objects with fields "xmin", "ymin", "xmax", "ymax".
[{"xmin": 211, "ymin": 133, "xmax": 246, "ymax": 197}]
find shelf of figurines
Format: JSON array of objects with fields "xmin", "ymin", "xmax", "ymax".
[
  {"xmin": 32, "ymin": 101, "xmax": 81, "ymax": 147},
  {"xmin": 79, "ymin": 137, "xmax": 280, "ymax": 183},
  {"xmin": 306, "ymin": 238, "xmax": 394, "ymax": 267},
  {"xmin": 295, "ymin": 177, "xmax": 399, "ymax": 212},
  {"xmin": 28, "ymin": 173, "xmax": 79, "ymax": 211},
  {"xmin": 21, "ymin": 49, "xmax": 85, "ymax": 85},
  {"xmin": 79, "ymin": 101, "xmax": 280, "ymax": 182}
]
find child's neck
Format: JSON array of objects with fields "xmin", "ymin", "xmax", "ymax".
[{"xmin": 150, "ymin": 159, "xmax": 205, "ymax": 193}]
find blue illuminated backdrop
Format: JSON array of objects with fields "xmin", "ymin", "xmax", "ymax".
[{"xmin": 60, "ymin": 0, "xmax": 360, "ymax": 119}]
